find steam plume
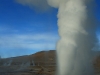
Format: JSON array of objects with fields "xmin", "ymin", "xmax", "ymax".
[
  {"xmin": 15, "ymin": 0, "xmax": 50, "ymax": 11},
  {"xmin": 48, "ymin": 0, "xmax": 96, "ymax": 75},
  {"xmin": 16, "ymin": 0, "xmax": 97, "ymax": 75}
]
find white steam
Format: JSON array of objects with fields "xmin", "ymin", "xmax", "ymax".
[
  {"xmin": 15, "ymin": 0, "xmax": 97, "ymax": 75},
  {"xmin": 49, "ymin": 0, "xmax": 96, "ymax": 75},
  {"xmin": 15, "ymin": 0, "xmax": 50, "ymax": 11}
]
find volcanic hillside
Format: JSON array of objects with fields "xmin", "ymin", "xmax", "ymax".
[
  {"xmin": 0, "ymin": 50, "xmax": 100, "ymax": 75},
  {"xmin": 0, "ymin": 50, "xmax": 56, "ymax": 75}
]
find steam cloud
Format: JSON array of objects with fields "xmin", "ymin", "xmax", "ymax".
[
  {"xmin": 15, "ymin": 0, "xmax": 50, "ymax": 11},
  {"xmin": 48, "ymin": 0, "xmax": 96, "ymax": 75},
  {"xmin": 16, "ymin": 0, "xmax": 97, "ymax": 75}
]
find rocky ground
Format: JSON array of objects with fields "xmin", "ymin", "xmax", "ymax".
[
  {"xmin": 0, "ymin": 50, "xmax": 100, "ymax": 75},
  {"xmin": 0, "ymin": 50, "xmax": 56, "ymax": 75}
]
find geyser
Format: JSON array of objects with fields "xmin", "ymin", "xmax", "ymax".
[
  {"xmin": 16, "ymin": 0, "xmax": 97, "ymax": 75},
  {"xmin": 48, "ymin": 0, "xmax": 96, "ymax": 75}
]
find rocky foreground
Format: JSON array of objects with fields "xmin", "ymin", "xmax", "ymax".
[{"xmin": 0, "ymin": 50, "xmax": 100, "ymax": 75}]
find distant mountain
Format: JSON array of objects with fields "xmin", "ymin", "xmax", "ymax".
[
  {"xmin": 0, "ymin": 50, "xmax": 56, "ymax": 75},
  {"xmin": 0, "ymin": 50, "xmax": 56, "ymax": 66}
]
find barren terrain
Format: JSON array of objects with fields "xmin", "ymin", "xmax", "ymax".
[{"xmin": 0, "ymin": 50, "xmax": 100, "ymax": 75}]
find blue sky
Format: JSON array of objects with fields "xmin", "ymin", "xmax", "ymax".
[
  {"xmin": 0, "ymin": 0, "xmax": 59, "ymax": 58},
  {"xmin": 0, "ymin": 0, "xmax": 100, "ymax": 58},
  {"xmin": 95, "ymin": 0, "xmax": 100, "ymax": 45}
]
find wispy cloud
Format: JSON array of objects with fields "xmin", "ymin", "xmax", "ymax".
[
  {"xmin": 0, "ymin": 26, "xmax": 9, "ymax": 32},
  {"xmin": 0, "ymin": 33, "xmax": 59, "ymax": 50}
]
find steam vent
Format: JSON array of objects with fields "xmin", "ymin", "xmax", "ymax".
[{"xmin": 0, "ymin": 50, "xmax": 99, "ymax": 75}]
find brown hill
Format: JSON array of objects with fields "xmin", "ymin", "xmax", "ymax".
[
  {"xmin": 0, "ymin": 50, "xmax": 100, "ymax": 75},
  {"xmin": 0, "ymin": 50, "xmax": 56, "ymax": 75}
]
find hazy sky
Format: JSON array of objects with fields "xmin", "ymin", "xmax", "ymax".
[{"xmin": 0, "ymin": 0, "xmax": 100, "ymax": 58}]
